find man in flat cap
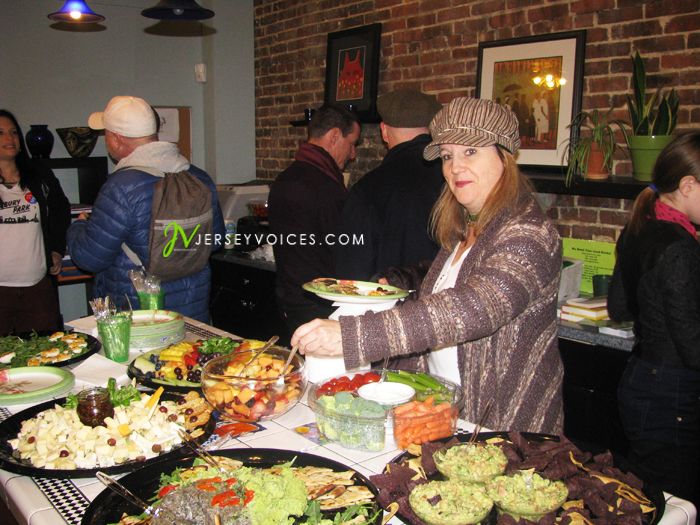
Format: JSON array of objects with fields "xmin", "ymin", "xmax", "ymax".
[
  {"xmin": 67, "ymin": 96, "xmax": 225, "ymax": 322},
  {"xmin": 333, "ymin": 89, "xmax": 443, "ymax": 281}
]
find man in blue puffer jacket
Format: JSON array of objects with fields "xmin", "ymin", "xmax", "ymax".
[{"xmin": 67, "ymin": 96, "xmax": 225, "ymax": 322}]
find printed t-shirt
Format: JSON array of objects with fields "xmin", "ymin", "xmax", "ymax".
[{"xmin": 0, "ymin": 183, "xmax": 46, "ymax": 286}]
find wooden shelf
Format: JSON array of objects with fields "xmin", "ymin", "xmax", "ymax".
[{"xmin": 522, "ymin": 167, "xmax": 648, "ymax": 200}]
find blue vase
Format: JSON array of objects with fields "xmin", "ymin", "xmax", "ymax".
[{"xmin": 25, "ymin": 125, "xmax": 54, "ymax": 158}]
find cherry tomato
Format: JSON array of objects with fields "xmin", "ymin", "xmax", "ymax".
[
  {"xmin": 363, "ymin": 372, "xmax": 381, "ymax": 384},
  {"xmin": 349, "ymin": 378, "xmax": 364, "ymax": 390}
]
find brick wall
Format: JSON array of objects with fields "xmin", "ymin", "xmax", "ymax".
[{"xmin": 253, "ymin": 0, "xmax": 700, "ymax": 241}]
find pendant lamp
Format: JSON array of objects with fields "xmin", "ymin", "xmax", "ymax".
[
  {"xmin": 48, "ymin": 0, "xmax": 105, "ymax": 23},
  {"xmin": 141, "ymin": 0, "xmax": 215, "ymax": 20}
]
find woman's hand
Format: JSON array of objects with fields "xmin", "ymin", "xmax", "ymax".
[
  {"xmin": 50, "ymin": 252, "xmax": 63, "ymax": 275},
  {"xmin": 292, "ymin": 319, "xmax": 343, "ymax": 357}
]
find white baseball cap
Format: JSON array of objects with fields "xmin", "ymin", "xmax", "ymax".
[{"xmin": 88, "ymin": 96, "xmax": 157, "ymax": 138}]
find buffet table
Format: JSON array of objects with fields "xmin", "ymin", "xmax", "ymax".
[{"xmin": 0, "ymin": 317, "xmax": 696, "ymax": 525}]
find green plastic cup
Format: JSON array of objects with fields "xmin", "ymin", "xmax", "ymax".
[
  {"xmin": 96, "ymin": 314, "xmax": 132, "ymax": 363},
  {"xmin": 137, "ymin": 290, "xmax": 166, "ymax": 310}
]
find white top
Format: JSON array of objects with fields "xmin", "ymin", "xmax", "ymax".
[
  {"xmin": 0, "ymin": 183, "xmax": 46, "ymax": 286},
  {"xmin": 428, "ymin": 242, "xmax": 470, "ymax": 385}
]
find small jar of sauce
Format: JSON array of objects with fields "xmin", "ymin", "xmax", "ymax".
[{"xmin": 76, "ymin": 387, "xmax": 114, "ymax": 427}]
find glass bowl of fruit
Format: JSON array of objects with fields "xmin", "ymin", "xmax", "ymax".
[{"xmin": 201, "ymin": 347, "xmax": 306, "ymax": 422}]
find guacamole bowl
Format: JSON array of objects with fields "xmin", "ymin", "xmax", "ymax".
[
  {"xmin": 433, "ymin": 442, "xmax": 508, "ymax": 483},
  {"xmin": 409, "ymin": 479, "xmax": 493, "ymax": 525},
  {"xmin": 486, "ymin": 470, "xmax": 569, "ymax": 520},
  {"xmin": 201, "ymin": 348, "xmax": 306, "ymax": 422}
]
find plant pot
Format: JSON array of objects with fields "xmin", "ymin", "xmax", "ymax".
[
  {"xmin": 627, "ymin": 135, "xmax": 676, "ymax": 182},
  {"xmin": 585, "ymin": 144, "xmax": 609, "ymax": 180}
]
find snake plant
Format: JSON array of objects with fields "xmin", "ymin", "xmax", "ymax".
[{"xmin": 627, "ymin": 51, "xmax": 679, "ymax": 136}]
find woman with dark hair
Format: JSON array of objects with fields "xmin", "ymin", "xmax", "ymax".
[
  {"xmin": 293, "ymin": 98, "xmax": 564, "ymax": 435},
  {"xmin": 0, "ymin": 110, "xmax": 71, "ymax": 334},
  {"xmin": 609, "ymin": 131, "xmax": 700, "ymax": 504}
]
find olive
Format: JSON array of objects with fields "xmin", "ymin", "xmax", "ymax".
[
  {"xmin": 185, "ymin": 408, "xmax": 194, "ymax": 416},
  {"xmin": 59, "ymin": 450, "xmax": 69, "ymax": 458},
  {"xmin": 152, "ymin": 444, "xmax": 162, "ymax": 453},
  {"xmin": 107, "ymin": 438, "xmax": 117, "ymax": 446},
  {"xmin": 168, "ymin": 414, "xmax": 178, "ymax": 422},
  {"xmin": 159, "ymin": 406, "xmax": 168, "ymax": 413},
  {"xmin": 189, "ymin": 415, "xmax": 198, "ymax": 423},
  {"xmin": 177, "ymin": 398, "xmax": 187, "ymax": 405},
  {"xmin": 27, "ymin": 436, "xmax": 35, "ymax": 444}
]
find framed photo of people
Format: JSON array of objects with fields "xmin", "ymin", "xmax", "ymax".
[
  {"xmin": 324, "ymin": 23, "xmax": 382, "ymax": 123},
  {"xmin": 476, "ymin": 30, "xmax": 587, "ymax": 168}
]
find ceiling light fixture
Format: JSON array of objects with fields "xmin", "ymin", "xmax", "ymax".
[
  {"xmin": 48, "ymin": 0, "xmax": 105, "ymax": 23},
  {"xmin": 141, "ymin": 0, "xmax": 215, "ymax": 21}
]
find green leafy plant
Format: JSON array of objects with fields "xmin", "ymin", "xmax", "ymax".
[
  {"xmin": 562, "ymin": 108, "xmax": 627, "ymax": 185},
  {"xmin": 627, "ymin": 51, "xmax": 680, "ymax": 135}
]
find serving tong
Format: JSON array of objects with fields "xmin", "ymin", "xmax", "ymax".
[
  {"xmin": 177, "ymin": 428, "xmax": 232, "ymax": 474},
  {"xmin": 467, "ymin": 399, "xmax": 493, "ymax": 447},
  {"xmin": 96, "ymin": 471, "xmax": 197, "ymax": 524}
]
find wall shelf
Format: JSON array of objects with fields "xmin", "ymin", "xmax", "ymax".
[
  {"xmin": 523, "ymin": 167, "xmax": 648, "ymax": 200},
  {"xmin": 35, "ymin": 156, "xmax": 108, "ymax": 205}
]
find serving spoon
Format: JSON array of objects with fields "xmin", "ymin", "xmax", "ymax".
[
  {"xmin": 239, "ymin": 335, "xmax": 279, "ymax": 376},
  {"xmin": 269, "ymin": 344, "xmax": 297, "ymax": 392}
]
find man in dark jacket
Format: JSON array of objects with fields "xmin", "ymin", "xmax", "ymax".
[
  {"xmin": 268, "ymin": 103, "xmax": 361, "ymax": 332},
  {"xmin": 67, "ymin": 96, "xmax": 224, "ymax": 322},
  {"xmin": 333, "ymin": 90, "xmax": 443, "ymax": 281}
]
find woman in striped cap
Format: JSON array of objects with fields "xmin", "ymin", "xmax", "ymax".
[{"xmin": 294, "ymin": 97, "xmax": 564, "ymax": 435}]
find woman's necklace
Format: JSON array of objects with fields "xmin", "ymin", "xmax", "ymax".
[{"xmin": 467, "ymin": 212, "xmax": 479, "ymax": 226}]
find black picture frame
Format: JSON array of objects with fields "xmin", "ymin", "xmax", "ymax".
[
  {"xmin": 476, "ymin": 30, "xmax": 587, "ymax": 170},
  {"xmin": 324, "ymin": 23, "xmax": 382, "ymax": 123}
]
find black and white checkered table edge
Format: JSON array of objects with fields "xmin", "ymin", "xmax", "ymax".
[{"xmin": 33, "ymin": 477, "xmax": 90, "ymax": 525}]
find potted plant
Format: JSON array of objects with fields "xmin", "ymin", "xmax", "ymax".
[
  {"xmin": 626, "ymin": 51, "xmax": 680, "ymax": 181},
  {"xmin": 562, "ymin": 108, "xmax": 627, "ymax": 186}
]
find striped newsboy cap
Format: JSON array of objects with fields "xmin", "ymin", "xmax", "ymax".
[{"xmin": 423, "ymin": 98, "xmax": 521, "ymax": 160}]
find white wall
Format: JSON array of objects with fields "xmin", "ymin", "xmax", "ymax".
[{"xmin": 0, "ymin": 0, "xmax": 255, "ymax": 183}]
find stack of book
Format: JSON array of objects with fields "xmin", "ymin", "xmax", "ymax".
[{"xmin": 560, "ymin": 297, "xmax": 609, "ymax": 322}]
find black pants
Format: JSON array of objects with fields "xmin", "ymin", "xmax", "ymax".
[{"xmin": 618, "ymin": 355, "xmax": 700, "ymax": 504}]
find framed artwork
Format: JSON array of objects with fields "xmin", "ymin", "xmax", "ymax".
[
  {"xmin": 476, "ymin": 30, "xmax": 587, "ymax": 169},
  {"xmin": 324, "ymin": 23, "xmax": 382, "ymax": 123}
]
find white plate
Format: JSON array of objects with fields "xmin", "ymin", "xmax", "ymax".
[
  {"xmin": 303, "ymin": 279, "xmax": 408, "ymax": 304},
  {"xmin": 0, "ymin": 367, "xmax": 74, "ymax": 406}
]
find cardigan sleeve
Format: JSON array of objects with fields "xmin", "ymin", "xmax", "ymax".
[{"xmin": 340, "ymin": 212, "xmax": 562, "ymax": 369}]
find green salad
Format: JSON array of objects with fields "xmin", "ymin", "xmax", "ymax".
[{"xmin": 0, "ymin": 331, "xmax": 90, "ymax": 370}]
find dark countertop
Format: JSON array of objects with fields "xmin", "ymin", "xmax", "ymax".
[{"xmin": 558, "ymin": 320, "xmax": 635, "ymax": 351}]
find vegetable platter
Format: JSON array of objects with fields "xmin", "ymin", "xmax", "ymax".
[
  {"xmin": 0, "ymin": 389, "xmax": 215, "ymax": 478},
  {"xmin": 82, "ymin": 448, "xmax": 382, "ymax": 525},
  {"xmin": 0, "ymin": 330, "xmax": 100, "ymax": 370}
]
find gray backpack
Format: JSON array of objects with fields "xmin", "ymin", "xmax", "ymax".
[{"xmin": 123, "ymin": 169, "xmax": 214, "ymax": 282}]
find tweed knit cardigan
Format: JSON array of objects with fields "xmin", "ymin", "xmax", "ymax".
[{"xmin": 339, "ymin": 195, "xmax": 564, "ymax": 435}]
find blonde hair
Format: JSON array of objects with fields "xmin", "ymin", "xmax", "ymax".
[{"xmin": 430, "ymin": 147, "xmax": 534, "ymax": 250}]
